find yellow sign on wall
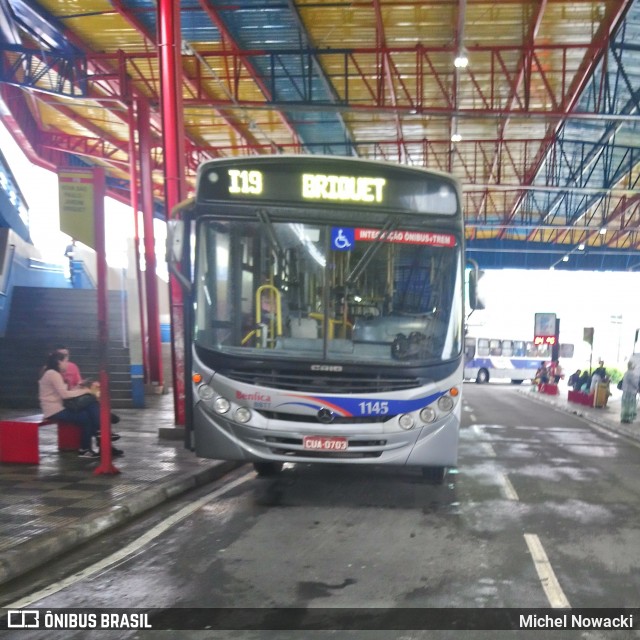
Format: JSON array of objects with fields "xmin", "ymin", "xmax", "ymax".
[{"xmin": 58, "ymin": 169, "xmax": 96, "ymax": 249}]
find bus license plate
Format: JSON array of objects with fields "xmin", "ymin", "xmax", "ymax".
[{"xmin": 303, "ymin": 436, "xmax": 348, "ymax": 451}]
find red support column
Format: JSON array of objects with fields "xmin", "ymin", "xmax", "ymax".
[
  {"xmin": 137, "ymin": 99, "xmax": 164, "ymax": 388},
  {"xmin": 128, "ymin": 101, "xmax": 149, "ymax": 383},
  {"xmin": 158, "ymin": 0, "xmax": 187, "ymax": 425},
  {"xmin": 93, "ymin": 167, "xmax": 119, "ymax": 475}
]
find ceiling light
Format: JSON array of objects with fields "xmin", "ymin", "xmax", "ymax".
[
  {"xmin": 181, "ymin": 40, "xmax": 195, "ymax": 56},
  {"xmin": 578, "ymin": 244, "xmax": 585, "ymax": 250},
  {"xmin": 451, "ymin": 132, "xmax": 462, "ymax": 143},
  {"xmin": 454, "ymin": 52, "xmax": 469, "ymax": 68},
  {"xmin": 599, "ymin": 228, "xmax": 607, "ymax": 235},
  {"xmin": 562, "ymin": 255, "xmax": 569, "ymax": 262}
]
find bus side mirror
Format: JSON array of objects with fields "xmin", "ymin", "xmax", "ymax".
[
  {"xmin": 468, "ymin": 268, "xmax": 485, "ymax": 310},
  {"xmin": 167, "ymin": 220, "xmax": 184, "ymax": 264},
  {"xmin": 166, "ymin": 220, "xmax": 192, "ymax": 293}
]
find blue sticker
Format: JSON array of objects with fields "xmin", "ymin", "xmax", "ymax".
[{"xmin": 331, "ymin": 227, "xmax": 354, "ymax": 251}]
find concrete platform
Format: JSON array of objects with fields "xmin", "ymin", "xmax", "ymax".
[
  {"xmin": 0, "ymin": 394, "xmax": 240, "ymax": 587},
  {"xmin": 519, "ymin": 380, "xmax": 640, "ymax": 443}
]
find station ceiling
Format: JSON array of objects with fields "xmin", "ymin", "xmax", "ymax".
[{"xmin": 1, "ymin": 0, "xmax": 639, "ymax": 271}]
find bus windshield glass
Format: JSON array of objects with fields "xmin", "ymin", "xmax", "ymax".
[{"xmin": 194, "ymin": 216, "xmax": 463, "ymax": 365}]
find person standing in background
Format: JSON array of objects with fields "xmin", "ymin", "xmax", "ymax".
[
  {"xmin": 590, "ymin": 361, "xmax": 607, "ymax": 392},
  {"xmin": 620, "ymin": 361, "xmax": 639, "ymax": 424},
  {"xmin": 64, "ymin": 239, "xmax": 76, "ymax": 280}
]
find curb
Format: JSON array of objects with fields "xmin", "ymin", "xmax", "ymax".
[
  {"xmin": 519, "ymin": 389, "xmax": 640, "ymax": 444},
  {"xmin": 0, "ymin": 460, "xmax": 242, "ymax": 587}
]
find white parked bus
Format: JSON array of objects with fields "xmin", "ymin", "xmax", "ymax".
[
  {"xmin": 168, "ymin": 156, "xmax": 467, "ymax": 484},
  {"xmin": 464, "ymin": 336, "xmax": 575, "ymax": 384}
]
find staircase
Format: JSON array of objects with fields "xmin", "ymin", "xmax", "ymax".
[{"xmin": 0, "ymin": 287, "xmax": 133, "ymax": 409}]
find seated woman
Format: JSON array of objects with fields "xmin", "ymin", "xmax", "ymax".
[{"xmin": 38, "ymin": 351, "xmax": 122, "ymax": 458}]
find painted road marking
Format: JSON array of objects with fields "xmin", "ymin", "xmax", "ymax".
[
  {"xmin": 5, "ymin": 471, "xmax": 254, "ymax": 609},
  {"xmin": 524, "ymin": 533, "xmax": 571, "ymax": 608},
  {"xmin": 483, "ymin": 443, "xmax": 496, "ymax": 457},
  {"xmin": 501, "ymin": 474, "xmax": 519, "ymax": 500}
]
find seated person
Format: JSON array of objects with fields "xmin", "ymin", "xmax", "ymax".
[
  {"xmin": 567, "ymin": 369, "xmax": 581, "ymax": 390},
  {"xmin": 39, "ymin": 352, "xmax": 123, "ymax": 458},
  {"xmin": 535, "ymin": 362, "xmax": 549, "ymax": 385},
  {"xmin": 578, "ymin": 371, "xmax": 591, "ymax": 392}
]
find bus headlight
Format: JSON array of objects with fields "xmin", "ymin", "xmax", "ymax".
[
  {"xmin": 398, "ymin": 413, "xmax": 415, "ymax": 430},
  {"xmin": 437, "ymin": 395, "xmax": 454, "ymax": 413},
  {"xmin": 420, "ymin": 407, "xmax": 437, "ymax": 423},
  {"xmin": 197, "ymin": 384, "xmax": 215, "ymax": 400},
  {"xmin": 213, "ymin": 397, "xmax": 231, "ymax": 414},
  {"xmin": 235, "ymin": 407, "xmax": 252, "ymax": 423}
]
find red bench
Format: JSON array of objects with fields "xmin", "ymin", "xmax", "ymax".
[
  {"xmin": 0, "ymin": 415, "xmax": 81, "ymax": 464},
  {"xmin": 567, "ymin": 390, "xmax": 595, "ymax": 407},
  {"xmin": 538, "ymin": 383, "xmax": 559, "ymax": 395}
]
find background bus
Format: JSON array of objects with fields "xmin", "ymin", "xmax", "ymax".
[
  {"xmin": 464, "ymin": 336, "xmax": 575, "ymax": 384},
  {"xmin": 168, "ymin": 155, "xmax": 466, "ymax": 484}
]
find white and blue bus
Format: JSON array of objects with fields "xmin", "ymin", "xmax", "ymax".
[
  {"xmin": 168, "ymin": 156, "xmax": 466, "ymax": 483},
  {"xmin": 464, "ymin": 336, "xmax": 575, "ymax": 384}
]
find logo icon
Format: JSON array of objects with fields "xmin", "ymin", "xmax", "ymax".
[
  {"xmin": 331, "ymin": 227, "xmax": 354, "ymax": 251},
  {"xmin": 317, "ymin": 408, "xmax": 335, "ymax": 424},
  {"xmin": 8, "ymin": 610, "xmax": 40, "ymax": 628}
]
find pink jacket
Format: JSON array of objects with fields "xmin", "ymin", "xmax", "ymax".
[{"xmin": 38, "ymin": 369, "xmax": 90, "ymax": 418}]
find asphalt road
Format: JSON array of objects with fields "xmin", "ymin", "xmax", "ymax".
[{"xmin": 3, "ymin": 383, "xmax": 640, "ymax": 639}]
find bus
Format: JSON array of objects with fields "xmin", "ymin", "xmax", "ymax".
[
  {"xmin": 464, "ymin": 336, "xmax": 575, "ymax": 384},
  {"xmin": 168, "ymin": 156, "xmax": 466, "ymax": 484}
]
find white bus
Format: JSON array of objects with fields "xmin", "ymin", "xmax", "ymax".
[
  {"xmin": 168, "ymin": 155, "xmax": 467, "ymax": 484},
  {"xmin": 464, "ymin": 336, "xmax": 575, "ymax": 384}
]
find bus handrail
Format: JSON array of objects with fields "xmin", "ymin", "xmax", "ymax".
[{"xmin": 255, "ymin": 284, "xmax": 282, "ymax": 347}]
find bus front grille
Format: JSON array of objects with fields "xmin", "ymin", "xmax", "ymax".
[
  {"xmin": 257, "ymin": 410, "xmax": 390, "ymax": 424},
  {"xmin": 218, "ymin": 369, "xmax": 421, "ymax": 393}
]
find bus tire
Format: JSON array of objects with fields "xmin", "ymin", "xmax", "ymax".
[
  {"xmin": 476, "ymin": 368, "xmax": 489, "ymax": 384},
  {"xmin": 253, "ymin": 461, "xmax": 284, "ymax": 477},
  {"xmin": 511, "ymin": 379, "xmax": 524, "ymax": 385},
  {"xmin": 422, "ymin": 466, "xmax": 447, "ymax": 485}
]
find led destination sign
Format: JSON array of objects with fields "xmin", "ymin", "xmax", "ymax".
[
  {"xmin": 198, "ymin": 159, "xmax": 459, "ymax": 215},
  {"xmin": 228, "ymin": 169, "xmax": 386, "ymax": 203},
  {"xmin": 302, "ymin": 174, "xmax": 386, "ymax": 203}
]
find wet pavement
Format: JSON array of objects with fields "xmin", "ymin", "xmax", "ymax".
[
  {"xmin": 0, "ymin": 381, "xmax": 637, "ymax": 590},
  {"xmin": 0, "ymin": 394, "xmax": 239, "ymax": 588},
  {"xmin": 518, "ymin": 380, "xmax": 640, "ymax": 443}
]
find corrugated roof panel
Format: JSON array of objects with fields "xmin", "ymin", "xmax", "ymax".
[{"xmin": 2, "ymin": 0, "xmax": 638, "ymax": 263}]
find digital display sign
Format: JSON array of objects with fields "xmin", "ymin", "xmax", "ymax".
[
  {"xmin": 302, "ymin": 174, "xmax": 386, "ymax": 203},
  {"xmin": 534, "ymin": 312, "xmax": 557, "ymax": 346},
  {"xmin": 196, "ymin": 158, "xmax": 459, "ymax": 215}
]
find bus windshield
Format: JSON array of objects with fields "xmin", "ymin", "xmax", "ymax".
[{"xmin": 194, "ymin": 215, "xmax": 463, "ymax": 366}]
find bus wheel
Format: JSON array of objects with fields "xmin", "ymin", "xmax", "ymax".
[
  {"xmin": 253, "ymin": 461, "xmax": 284, "ymax": 477},
  {"xmin": 511, "ymin": 379, "xmax": 524, "ymax": 385},
  {"xmin": 476, "ymin": 368, "xmax": 489, "ymax": 384},
  {"xmin": 422, "ymin": 466, "xmax": 447, "ymax": 485}
]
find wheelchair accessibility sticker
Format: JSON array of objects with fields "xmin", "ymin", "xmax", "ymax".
[{"xmin": 331, "ymin": 227, "xmax": 354, "ymax": 251}]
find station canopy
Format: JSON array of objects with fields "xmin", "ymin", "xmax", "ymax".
[{"xmin": 1, "ymin": 0, "xmax": 639, "ymax": 271}]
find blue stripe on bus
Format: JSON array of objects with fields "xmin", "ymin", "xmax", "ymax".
[
  {"xmin": 277, "ymin": 391, "xmax": 445, "ymax": 417},
  {"xmin": 467, "ymin": 358, "xmax": 542, "ymax": 369}
]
